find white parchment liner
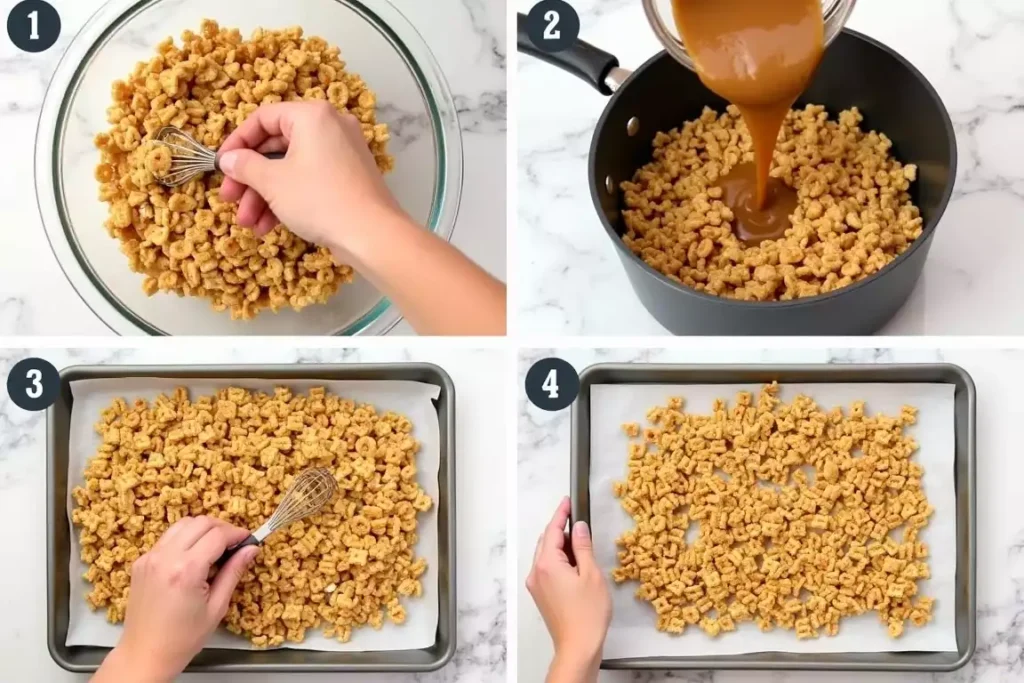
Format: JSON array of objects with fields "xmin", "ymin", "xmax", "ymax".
[
  {"xmin": 65, "ymin": 377, "xmax": 441, "ymax": 652},
  {"xmin": 590, "ymin": 383, "xmax": 958, "ymax": 658}
]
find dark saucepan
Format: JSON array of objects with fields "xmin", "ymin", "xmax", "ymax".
[{"xmin": 517, "ymin": 14, "xmax": 956, "ymax": 335}]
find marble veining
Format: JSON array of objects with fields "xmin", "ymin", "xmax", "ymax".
[
  {"xmin": 516, "ymin": 0, "xmax": 1024, "ymax": 335},
  {"xmin": 517, "ymin": 348, "xmax": 1023, "ymax": 682},
  {"xmin": 0, "ymin": 347, "xmax": 507, "ymax": 682},
  {"xmin": 0, "ymin": 0, "xmax": 506, "ymax": 336}
]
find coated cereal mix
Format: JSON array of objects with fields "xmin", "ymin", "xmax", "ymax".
[
  {"xmin": 94, "ymin": 21, "xmax": 393, "ymax": 319},
  {"xmin": 70, "ymin": 386, "xmax": 430, "ymax": 646},
  {"xmin": 612, "ymin": 384, "xmax": 934, "ymax": 639}
]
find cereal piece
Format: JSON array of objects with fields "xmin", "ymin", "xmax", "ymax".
[
  {"xmin": 620, "ymin": 105, "xmax": 924, "ymax": 301},
  {"xmin": 612, "ymin": 383, "xmax": 934, "ymax": 640},
  {"xmin": 94, "ymin": 22, "xmax": 394, "ymax": 320},
  {"xmin": 70, "ymin": 386, "xmax": 429, "ymax": 646}
]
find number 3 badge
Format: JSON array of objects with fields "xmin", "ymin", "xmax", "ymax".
[{"xmin": 7, "ymin": 357, "xmax": 60, "ymax": 411}]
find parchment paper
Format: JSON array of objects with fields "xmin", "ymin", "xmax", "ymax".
[
  {"xmin": 65, "ymin": 377, "xmax": 442, "ymax": 652},
  {"xmin": 590, "ymin": 383, "xmax": 959, "ymax": 658}
]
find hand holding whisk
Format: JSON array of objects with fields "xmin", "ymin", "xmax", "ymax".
[
  {"xmin": 214, "ymin": 467, "xmax": 337, "ymax": 568},
  {"xmin": 153, "ymin": 125, "xmax": 285, "ymax": 188}
]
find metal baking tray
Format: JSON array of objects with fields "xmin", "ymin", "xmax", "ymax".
[
  {"xmin": 571, "ymin": 363, "xmax": 975, "ymax": 672},
  {"xmin": 47, "ymin": 364, "xmax": 456, "ymax": 673}
]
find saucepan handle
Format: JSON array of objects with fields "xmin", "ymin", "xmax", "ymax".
[{"xmin": 517, "ymin": 13, "xmax": 622, "ymax": 96}]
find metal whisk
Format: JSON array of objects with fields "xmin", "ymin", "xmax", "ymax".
[
  {"xmin": 215, "ymin": 467, "xmax": 337, "ymax": 568},
  {"xmin": 153, "ymin": 125, "xmax": 284, "ymax": 188}
]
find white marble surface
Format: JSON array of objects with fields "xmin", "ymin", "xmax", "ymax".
[
  {"xmin": 517, "ymin": 347, "xmax": 1023, "ymax": 682},
  {"xmin": 0, "ymin": 346, "xmax": 506, "ymax": 682},
  {"xmin": 0, "ymin": 0, "xmax": 506, "ymax": 336},
  {"xmin": 517, "ymin": 0, "xmax": 1024, "ymax": 335}
]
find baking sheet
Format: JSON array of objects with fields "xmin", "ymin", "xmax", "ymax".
[
  {"xmin": 65, "ymin": 377, "xmax": 441, "ymax": 652},
  {"xmin": 590, "ymin": 383, "xmax": 958, "ymax": 658}
]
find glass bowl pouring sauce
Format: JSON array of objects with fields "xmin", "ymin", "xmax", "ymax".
[
  {"xmin": 642, "ymin": 0, "xmax": 858, "ymax": 72},
  {"xmin": 36, "ymin": 0, "xmax": 463, "ymax": 336}
]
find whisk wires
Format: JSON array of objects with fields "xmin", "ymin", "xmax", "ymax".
[
  {"xmin": 267, "ymin": 467, "xmax": 338, "ymax": 531},
  {"xmin": 153, "ymin": 125, "xmax": 218, "ymax": 188}
]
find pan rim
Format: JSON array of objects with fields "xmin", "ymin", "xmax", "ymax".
[{"xmin": 587, "ymin": 27, "xmax": 958, "ymax": 316}]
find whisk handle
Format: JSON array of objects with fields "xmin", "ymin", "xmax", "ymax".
[{"xmin": 213, "ymin": 534, "xmax": 260, "ymax": 569}]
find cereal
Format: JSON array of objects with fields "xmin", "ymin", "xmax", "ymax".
[
  {"xmin": 620, "ymin": 105, "xmax": 923, "ymax": 301},
  {"xmin": 94, "ymin": 20, "xmax": 394, "ymax": 320},
  {"xmin": 70, "ymin": 386, "xmax": 430, "ymax": 646},
  {"xmin": 612, "ymin": 383, "xmax": 934, "ymax": 639}
]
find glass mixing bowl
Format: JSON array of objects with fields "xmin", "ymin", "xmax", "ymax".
[{"xmin": 36, "ymin": 0, "xmax": 462, "ymax": 335}]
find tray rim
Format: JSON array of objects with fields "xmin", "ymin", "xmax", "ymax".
[
  {"xmin": 570, "ymin": 362, "xmax": 976, "ymax": 672},
  {"xmin": 47, "ymin": 362, "xmax": 456, "ymax": 673}
]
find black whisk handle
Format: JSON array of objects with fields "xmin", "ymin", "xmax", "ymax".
[
  {"xmin": 212, "ymin": 151, "xmax": 286, "ymax": 173},
  {"xmin": 214, "ymin": 534, "xmax": 260, "ymax": 569}
]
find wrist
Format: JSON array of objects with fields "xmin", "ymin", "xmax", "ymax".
[
  {"xmin": 548, "ymin": 643, "xmax": 601, "ymax": 683},
  {"xmin": 553, "ymin": 638, "xmax": 603, "ymax": 673},
  {"xmin": 97, "ymin": 645, "xmax": 175, "ymax": 683},
  {"xmin": 331, "ymin": 203, "xmax": 420, "ymax": 273}
]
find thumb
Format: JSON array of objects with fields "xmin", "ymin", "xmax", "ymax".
[
  {"xmin": 208, "ymin": 545, "xmax": 258, "ymax": 619},
  {"xmin": 218, "ymin": 149, "xmax": 276, "ymax": 192},
  {"xmin": 571, "ymin": 521, "xmax": 597, "ymax": 574}
]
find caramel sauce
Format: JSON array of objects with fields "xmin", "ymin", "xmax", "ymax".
[{"xmin": 671, "ymin": 0, "xmax": 824, "ymax": 243}]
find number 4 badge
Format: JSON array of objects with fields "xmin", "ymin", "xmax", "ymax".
[{"xmin": 525, "ymin": 358, "xmax": 580, "ymax": 412}]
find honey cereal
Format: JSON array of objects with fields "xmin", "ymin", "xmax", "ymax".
[
  {"xmin": 94, "ymin": 20, "xmax": 393, "ymax": 320},
  {"xmin": 70, "ymin": 386, "xmax": 430, "ymax": 647},
  {"xmin": 620, "ymin": 105, "xmax": 923, "ymax": 301},
  {"xmin": 612, "ymin": 383, "xmax": 934, "ymax": 639}
]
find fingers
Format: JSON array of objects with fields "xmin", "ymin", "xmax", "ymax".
[
  {"xmin": 236, "ymin": 186, "xmax": 268, "ymax": 227},
  {"xmin": 207, "ymin": 545, "xmax": 259, "ymax": 620},
  {"xmin": 217, "ymin": 149, "xmax": 277, "ymax": 194},
  {"xmin": 152, "ymin": 517, "xmax": 191, "ymax": 551},
  {"xmin": 218, "ymin": 102, "xmax": 301, "ymax": 153},
  {"xmin": 570, "ymin": 520, "xmax": 598, "ymax": 576},
  {"xmin": 537, "ymin": 497, "xmax": 571, "ymax": 565},
  {"xmin": 253, "ymin": 211, "xmax": 281, "ymax": 238},
  {"xmin": 219, "ymin": 176, "xmax": 246, "ymax": 203},
  {"xmin": 189, "ymin": 523, "xmax": 252, "ymax": 568},
  {"xmin": 256, "ymin": 136, "xmax": 289, "ymax": 155},
  {"xmin": 158, "ymin": 516, "xmax": 236, "ymax": 554},
  {"xmin": 153, "ymin": 516, "xmax": 212, "ymax": 553}
]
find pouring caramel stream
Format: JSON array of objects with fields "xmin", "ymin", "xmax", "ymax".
[{"xmin": 670, "ymin": 0, "xmax": 824, "ymax": 244}]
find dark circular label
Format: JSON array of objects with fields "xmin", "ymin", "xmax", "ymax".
[
  {"xmin": 7, "ymin": 0, "xmax": 60, "ymax": 53},
  {"xmin": 7, "ymin": 357, "xmax": 60, "ymax": 411},
  {"xmin": 524, "ymin": 0, "xmax": 580, "ymax": 54},
  {"xmin": 525, "ymin": 357, "xmax": 580, "ymax": 412}
]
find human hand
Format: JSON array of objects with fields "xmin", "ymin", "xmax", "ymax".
[
  {"xmin": 217, "ymin": 101, "xmax": 402, "ymax": 265},
  {"xmin": 94, "ymin": 516, "xmax": 259, "ymax": 683},
  {"xmin": 526, "ymin": 497, "xmax": 611, "ymax": 682}
]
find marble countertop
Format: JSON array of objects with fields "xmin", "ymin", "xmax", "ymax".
[
  {"xmin": 0, "ymin": 347, "xmax": 506, "ymax": 682},
  {"xmin": 517, "ymin": 0, "xmax": 1024, "ymax": 335},
  {"xmin": 517, "ymin": 347, "xmax": 1022, "ymax": 682},
  {"xmin": 0, "ymin": 0, "xmax": 506, "ymax": 335}
]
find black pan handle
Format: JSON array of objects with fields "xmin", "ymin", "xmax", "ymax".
[
  {"xmin": 213, "ymin": 534, "xmax": 259, "ymax": 569},
  {"xmin": 517, "ymin": 13, "xmax": 620, "ymax": 96}
]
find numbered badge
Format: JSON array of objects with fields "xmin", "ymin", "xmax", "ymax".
[
  {"xmin": 7, "ymin": 0, "xmax": 60, "ymax": 53},
  {"xmin": 524, "ymin": 0, "xmax": 580, "ymax": 54},
  {"xmin": 525, "ymin": 357, "xmax": 580, "ymax": 412},
  {"xmin": 7, "ymin": 357, "xmax": 60, "ymax": 411}
]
